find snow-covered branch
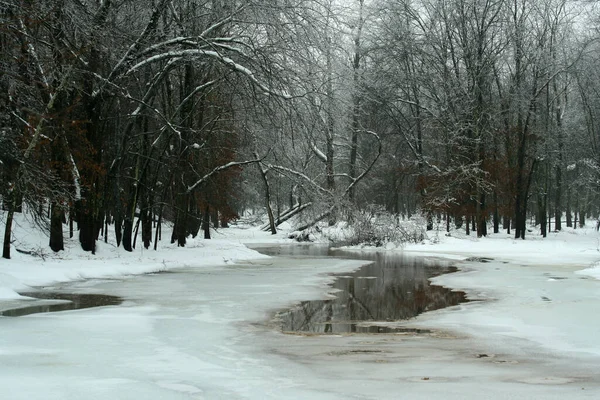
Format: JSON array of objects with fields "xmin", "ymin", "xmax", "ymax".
[
  {"xmin": 265, "ymin": 164, "xmax": 332, "ymax": 196},
  {"xmin": 310, "ymin": 141, "xmax": 328, "ymax": 163},
  {"xmin": 186, "ymin": 159, "xmax": 261, "ymax": 194},
  {"xmin": 127, "ymin": 49, "xmax": 291, "ymax": 99},
  {"xmin": 341, "ymin": 130, "xmax": 382, "ymax": 197}
]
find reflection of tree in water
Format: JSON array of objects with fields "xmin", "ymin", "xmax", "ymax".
[{"xmin": 279, "ymin": 252, "xmax": 467, "ymax": 333}]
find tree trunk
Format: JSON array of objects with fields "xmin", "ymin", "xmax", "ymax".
[
  {"xmin": 122, "ymin": 181, "xmax": 136, "ymax": 252},
  {"xmin": 122, "ymin": 217, "xmax": 133, "ymax": 252},
  {"xmin": 348, "ymin": 0, "xmax": 363, "ymax": 204},
  {"xmin": 203, "ymin": 205, "xmax": 211, "ymax": 239},
  {"xmin": 2, "ymin": 208, "xmax": 14, "ymax": 259},
  {"xmin": 538, "ymin": 194, "xmax": 547, "ymax": 238},
  {"xmin": 77, "ymin": 200, "xmax": 97, "ymax": 254},
  {"xmin": 132, "ymin": 218, "xmax": 141, "ymax": 249},
  {"xmin": 566, "ymin": 185, "xmax": 572, "ymax": 227},
  {"xmin": 188, "ymin": 199, "xmax": 201, "ymax": 238},
  {"xmin": 256, "ymin": 160, "xmax": 276, "ymax": 235},
  {"xmin": 154, "ymin": 198, "xmax": 166, "ymax": 251},
  {"xmin": 49, "ymin": 202, "xmax": 64, "ymax": 252},
  {"xmin": 174, "ymin": 193, "xmax": 188, "ymax": 247},
  {"xmin": 514, "ymin": 171, "xmax": 526, "ymax": 239},
  {"xmin": 477, "ymin": 193, "xmax": 487, "ymax": 238},
  {"xmin": 325, "ymin": 15, "xmax": 336, "ymax": 226},
  {"xmin": 554, "ymin": 165, "xmax": 562, "ymax": 231},
  {"xmin": 69, "ymin": 208, "xmax": 74, "ymax": 239},
  {"xmin": 114, "ymin": 213, "xmax": 123, "ymax": 247},
  {"xmin": 142, "ymin": 206, "xmax": 152, "ymax": 249},
  {"xmin": 493, "ymin": 191, "xmax": 499, "ymax": 234},
  {"xmin": 553, "ymin": 66, "xmax": 564, "ymax": 231},
  {"xmin": 455, "ymin": 214, "xmax": 463, "ymax": 229}
]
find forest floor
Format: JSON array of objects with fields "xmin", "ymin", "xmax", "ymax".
[{"xmin": 1, "ymin": 213, "xmax": 600, "ymax": 399}]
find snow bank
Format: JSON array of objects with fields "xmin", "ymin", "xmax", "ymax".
[
  {"xmin": 0, "ymin": 211, "xmax": 275, "ymax": 300},
  {"xmin": 575, "ymin": 260, "xmax": 600, "ymax": 280}
]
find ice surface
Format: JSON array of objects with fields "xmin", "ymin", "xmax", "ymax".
[{"xmin": 1, "ymin": 213, "xmax": 600, "ymax": 398}]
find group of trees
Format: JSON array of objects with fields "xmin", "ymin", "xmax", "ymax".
[
  {"xmin": 1, "ymin": 0, "xmax": 600, "ymax": 258},
  {"xmin": 366, "ymin": 0, "xmax": 598, "ymax": 240},
  {"xmin": 0, "ymin": 0, "xmax": 296, "ymax": 258}
]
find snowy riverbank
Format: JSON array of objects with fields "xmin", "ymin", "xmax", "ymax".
[{"xmin": 2, "ymin": 211, "xmax": 600, "ymax": 302}]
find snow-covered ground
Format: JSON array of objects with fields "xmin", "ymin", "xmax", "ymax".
[
  {"xmin": 2, "ymin": 213, "xmax": 600, "ymax": 399},
  {"xmin": 0, "ymin": 216, "xmax": 273, "ymax": 301}
]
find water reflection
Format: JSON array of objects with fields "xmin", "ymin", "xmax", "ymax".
[
  {"xmin": 256, "ymin": 245, "xmax": 468, "ymax": 334},
  {"xmin": 0, "ymin": 292, "xmax": 123, "ymax": 317}
]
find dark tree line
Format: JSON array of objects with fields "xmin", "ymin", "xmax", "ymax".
[{"xmin": 0, "ymin": 0, "xmax": 298, "ymax": 258}]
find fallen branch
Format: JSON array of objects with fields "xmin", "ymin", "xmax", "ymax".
[{"xmin": 260, "ymin": 202, "xmax": 312, "ymax": 231}]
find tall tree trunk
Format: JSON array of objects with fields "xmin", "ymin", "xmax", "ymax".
[
  {"xmin": 141, "ymin": 205, "xmax": 152, "ymax": 249},
  {"xmin": 154, "ymin": 205, "xmax": 163, "ymax": 251},
  {"xmin": 49, "ymin": 202, "xmax": 64, "ymax": 252},
  {"xmin": 565, "ymin": 182, "xmax": 572, "ymax": 227},
  {"xmin": 257, "ymin": 161, "xmax": 276, "ymax": 235},
  {"xmin": 114, "ymin": 212, "xmax": 123, "ymax": 247},
  {"xmin": 77, "ymin": 199, "xmax": 97, "ymax": 254},
  {"xmin": 493, "ymin": 191, "xmax": 500, "ymax": 234},
  {"xmin": 325, "ymin": 9, "xmax": 336, "ymax": 226},
  {"xmin": 173, "ymin": 192, "xmax": 188, "ymax": 247},
  {"xmin": 203, "ymin": 205, "xmax": 211, "ymax": 239},
  {"xmin": 348, "ymin": 0, "xmax": 363, "ymax": 204},
  {"xmin": 132, "ymin": 218, "xmax": 141, "ymax": 249},
  {"xmin": 2, "ymin": 207, "xmax": 14, "ymax": 259},
  {"xmin": 538, "ymin": 194, "xmax": 547, "ymax": 238},
  {"xmin": 122, "ymin": 217, "xmax": 133, "ymax": 251},
  {"xmin": 477, "ymin": 192, "xmax": 487, "ymax": 238},
  {"xmin": 69, "ymin": 209, "xmax": 74, "ymax": 239},
  {"xmin": 554, "ymin": 165, "xmax": 562, "ymax": 231}
]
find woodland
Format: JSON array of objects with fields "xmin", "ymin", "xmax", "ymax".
[{"xmin": 1, "ymin": 0, "xmax": 600, "ymax": 258}]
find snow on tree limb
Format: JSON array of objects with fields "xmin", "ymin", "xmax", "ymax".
[
  {"xmin": 186, "ymin": 159, "xmax": 261, "ymax": 194},
  {"xmin": 310, "ymin": 141, "xmax": 328, "ymax": 163},
  {"xmin": 126, "ymin": 49, "xmax": 292, "ymax": 99},
  {"xmin": 341, "ymin": 130, "xmax": 382, "ymax": 196},
  {"xmin": 199, "ymin": 9, "xmax": 242, "ymax": 38},
  {"xmin": 173, "ymin": 80, "xmax": 218, "ymax": 118},
  {"xmin": 68, "ymin": 153, "xmax": 82, "ymax": 201},
  {"xmin": 265, "ymin": 164, "xmax": 332, "ymax": 196},
  {"xmin": 23, "ymin": 64, "xmax": 75, "ymax": 160},
  {"xmin": 18, "ymin": 18, "xmax": 49, "ymax": 89}
]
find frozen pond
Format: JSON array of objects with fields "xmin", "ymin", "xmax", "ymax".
[
  {"xmin": 1, "ymin": 243, "xmax": 600, "ymax": 399},
  {"xmin": 256, "ymin": 245, "xmax": 468, "ymax": 334}
]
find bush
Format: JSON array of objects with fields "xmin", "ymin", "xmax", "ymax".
[
  {"xmin": 305, "ymin": 207, "xmax": 428, "ymax": 247},
  {"xmin": 346, "ymin": 210, "xmax": 427, "ymax": 246}
]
